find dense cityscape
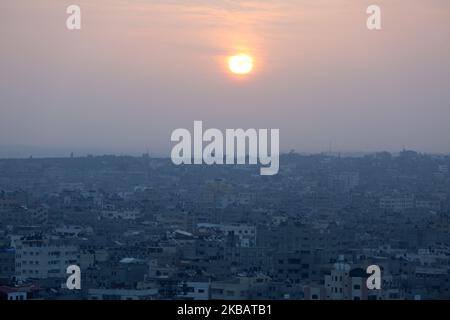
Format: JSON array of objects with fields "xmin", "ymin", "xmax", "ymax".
[{"xmin": 0, "ymin": 150, "xmax": 449, "ymax": 300}]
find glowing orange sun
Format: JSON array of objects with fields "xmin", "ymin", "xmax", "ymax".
[{"xmin": 228, "ymin": 54, "xmax": 254, "ymax": 75}]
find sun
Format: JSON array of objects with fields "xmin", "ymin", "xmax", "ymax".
[{"xmin": 228, "ymin": 54, "xmax": 254, "ymax": 75}]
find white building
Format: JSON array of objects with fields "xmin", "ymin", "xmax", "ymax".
[
  {"xmin": 197, "ymin": 223, "xmax": 256, "ymax": 247},
  {"xmin": 325, "ymin": 259, "xmax": 351, "ymax": 300},
  {"xmin": 221, "ymin": 225, "xmax": 256, "ymax": 247},
  {"xmin": 379, "ymin": 195, "xmax": 414, "ymax": 212},
  {"xmin": 14, "ymin": 235, "xmax": 79, "ymax": 280},
  {"xmin": 324, "ymin": 257, "xmax": 373, "ymax": 300}
]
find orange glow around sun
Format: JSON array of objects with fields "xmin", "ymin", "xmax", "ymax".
[{"xmin": 228, "ymin": 54, "xmax": 254, "ymax": 75}]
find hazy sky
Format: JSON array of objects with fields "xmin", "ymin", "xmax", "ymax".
[{"xmin": 1, "ymin": 0, "xmax": 450, "ymax": 157}]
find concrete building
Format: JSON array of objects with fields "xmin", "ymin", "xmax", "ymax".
[
  {"xmin": 380, "ymin": 195, "xmax": 415, "ymax": 212},
  {"xmin": 14, "ymin": 235, "xmax": 79, "ymax": 280},
  {"xmin": 0, "ymin": 286, "xmax": 27, "ymax": 300}
]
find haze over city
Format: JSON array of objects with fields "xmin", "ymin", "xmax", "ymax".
[{"xmin": 1, "ymin": 0, "xmax": 450, "ymax": 158}]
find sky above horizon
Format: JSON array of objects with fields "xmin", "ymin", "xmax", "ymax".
[{"xmin": 1, "ymin": 0, "xmax": 450, "ymax": 157}]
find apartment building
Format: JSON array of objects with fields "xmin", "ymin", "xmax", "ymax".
[{"xmin": 14, "ymin": 235, "xmax": 79, "ymax": 280}]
